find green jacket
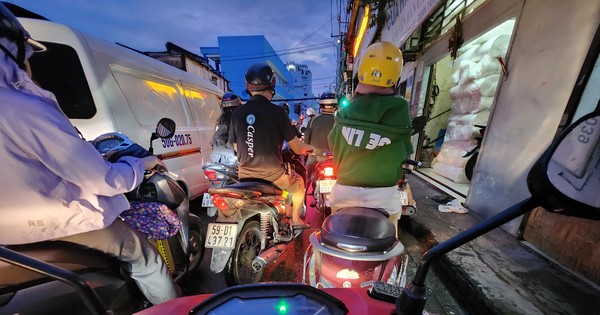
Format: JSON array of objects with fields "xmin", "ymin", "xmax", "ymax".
[{"xmin": 327, "ymin": 94, "xmax": 413, "ymax": 187}]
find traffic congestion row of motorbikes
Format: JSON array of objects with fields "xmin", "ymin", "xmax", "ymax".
[
  {"xmin": 0, "ymin": 116, "xmax": 420, "ymax": 314},
  {"xmin": 2, "ymin": 110, "xmax": 599, "ymax": 315}
]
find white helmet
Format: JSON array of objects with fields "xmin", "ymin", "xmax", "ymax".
[{"xmin": 306, "ymin": 107, "xmax": 316, "ymax": 116}]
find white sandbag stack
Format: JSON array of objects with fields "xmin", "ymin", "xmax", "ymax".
[{"xmin": 432, "ymin": 34, "xmax": 509, "ymax": 183}]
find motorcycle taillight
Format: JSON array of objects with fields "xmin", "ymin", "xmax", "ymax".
[
  {"xmin": 204, "ymin": 169, "xmax": 218, "ymax": 180},
  {"xmin": 322, "ymin": 166, "xmax": 335, "ymax": 178},
  {"xmin": 212, "ymin": 193, "xmax": 259, "ymax": 217}
]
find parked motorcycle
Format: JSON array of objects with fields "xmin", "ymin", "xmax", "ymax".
[{"xmin": 0, "ymin": 118, "xmax": 204, "ymax": 315}]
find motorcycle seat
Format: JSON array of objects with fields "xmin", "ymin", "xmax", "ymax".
[
  {"xmin": 213, "ymin": 179, "xmax": 283, "ymax": 196},
  {"xmin": 321, "ymin": 207, "xmax": 396, "ymax": 252},
  {"xmin": 0, "ymin": 241, "xmax": 116, "ymax": 290}
]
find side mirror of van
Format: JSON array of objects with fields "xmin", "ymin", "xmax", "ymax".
[
  {"xmin": 149, "ymin": 118, "xmax": 177, "ymax": 154},
  {"xmin": 527, "ymin": 110, "xmax": 600, "ymax": 219}
]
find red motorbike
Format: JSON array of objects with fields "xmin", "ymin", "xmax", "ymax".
[
  {"xmin": 302, "ymin": 207, "xmax": 407, "ymax": 290},
  {"xmin": 1, "ymin": 111, "xmax": 597, "ymax": 315}
]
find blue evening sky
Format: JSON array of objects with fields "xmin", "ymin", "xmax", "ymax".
[{"xmin": 10, "ymin": 0, "xmax": 342, "ymax": 96}]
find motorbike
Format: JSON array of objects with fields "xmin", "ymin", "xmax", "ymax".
[
  {"xmin": 201, "ymin": 162, "xmax": 239, "ymax": 217},
  {"xmin": 139, "ymin": 110, "xmax": 600, "ymax": 314},
  {"xmin": 310, "ymin": 152, "xmax": 336, "ymax": 218},
  {"xmin": 2, "ymin": 111, "xmax": 597, "ymax": 315},
  {"xmin": 310, "ymin": 154, "xmax": 418, "ymax": 220},
  {"xmin": 302, "ymin": 157, "xmax": 421, "ymax": 289},
  {"xmin": 0, "ymin": 118, "xmax": 204, "ymax": 315},
  {"xmin": 204, "ymin": 153, "xmax": 314, "ymax": 286},
  {"xmin": 302, "ymin": 205, "xmax": 407, "ymax": 289}
]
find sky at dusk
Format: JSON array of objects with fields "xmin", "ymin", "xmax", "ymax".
[{"xmin": 9, "ymin": 0, "xmax": 343, "ymax": 96}]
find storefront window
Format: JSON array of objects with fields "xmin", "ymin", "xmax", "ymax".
[{"xmin": 415, "ymin": 19, "xmax": 516, "ymax": 196}]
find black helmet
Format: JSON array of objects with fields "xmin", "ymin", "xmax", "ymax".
[
  {"xmin": 318, "ymin": 92, "xmax": 338, "ymax": 108},
  {"xmin": 220, "ymin": 92, "xmax": 242, "ymax": 110},
  {"xmin": 245, "ymin": 62, "xmax": 276, "ymax": 93},
  {"xmin": 0, "ymin": 3, "xmax": 46, "ymax": 69}
]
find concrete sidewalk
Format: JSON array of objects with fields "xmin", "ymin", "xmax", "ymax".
[{"xmin": 404, "ymin": 173, "xmax": 600, "ymax": 315}]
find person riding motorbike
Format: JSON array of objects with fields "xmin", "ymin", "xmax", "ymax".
[
  {"xmin": 300, "ymin": 107, "xmax": 316, "ymax": 133},
  {"xmin": 304, "ymin": 91, "xmax": 337, "ymax": 191},
  {"xmin": 0, "ymin": 3, "xmax": 178, "ymax": 305},
  {"xmin": 210, "ymin": 92, "xmax": 242, "ymax": 164},
  {"xmin": 327, "ymin": 41, "xmax": 413, "ymax": 233},
  {"xmin": 228, "ymin": 62, "xmax": 314, "ymax": 230},
  {"xmin": 281, "ymin": 101, "xmax": 308, "ymax": 184}
]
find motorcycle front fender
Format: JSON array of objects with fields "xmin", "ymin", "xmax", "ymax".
[{"xmin": 210, "ymin": 248, "xmax": 233, "ymax": 273}]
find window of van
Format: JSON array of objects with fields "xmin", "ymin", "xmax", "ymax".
[{"xmin": 28, "ymin": 42, "xmax": 96, "ymax": 119}]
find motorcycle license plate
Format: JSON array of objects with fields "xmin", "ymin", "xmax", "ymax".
[
  {"xmin": 319, "ymin": 179, "xmax": 336, "ymax": 193},
  {"xmin": 205, "ymin": 223, "xmax": 238, "ymax": 249},
  {"xmin": 202, "ymin": 193, "xmax": 214, "ymax": 207},
  {"xmin": 399, "ymin": 191, "xmax": 409, "ymax": 206}
]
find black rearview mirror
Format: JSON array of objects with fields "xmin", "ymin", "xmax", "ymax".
[
  {"xmin": 528, "ymin": 110, "xmax": 600, "ymax": 219},
  {"xmin": 155, "ymin": 118, "xmax": 176, "ymax": 139}
]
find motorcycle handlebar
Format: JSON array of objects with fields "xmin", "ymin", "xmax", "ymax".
[{"xmin": 404, "ymin": 159, "xmax": 422, "ymax": 167}]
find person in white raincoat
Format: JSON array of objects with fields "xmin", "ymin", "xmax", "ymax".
[{"xmin": 0, "ymin": 4, "xmax": 177, "ymax": 305}]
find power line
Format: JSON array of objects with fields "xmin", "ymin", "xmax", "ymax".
[
  {"xmin": 220, "ymin": 43, "xmax": 334, "ymax": 62},
  {"xmin": 292, "ymin": 19, "xmax": 331, "ymax": 49},
  {"xmin": 218, "ymin": 42, "xmax": 333, "ymax": 60},
  {"xmin": 228, "ymin": 75, "xmax": 337, "ymax": 85}
]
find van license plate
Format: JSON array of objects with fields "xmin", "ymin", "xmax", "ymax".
[
  {"xmin": 319, "ymin": 179, "xmax": 336, "ymax": 193},
  {"xmin": 399, "ymin": 191, "xmax": 409, "ymax": 205},
  {"xmin": 202, "ymin": 193, "xmax": 214, "ymax": 207},
  {"xmin": 205, "ymin": 223, "xmax": 238, "ymax": 249}
]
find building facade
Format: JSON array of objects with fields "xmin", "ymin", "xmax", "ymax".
[
  {"xmin": 201, "ymin": 35, "xmax": 316, "ymax": 122},
  {"xmin": 342, "ymin": 0, "xmax": 600, "ymax": 287},
  {"xmin": 286, "ymin": 61, "xmax": 318, "ymax": 116},
  {"xmin": 146, "ymin": 42, "xmax": 229, "ymax": 92}
]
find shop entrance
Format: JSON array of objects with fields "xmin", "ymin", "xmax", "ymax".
[{"xmin": 413, "ymin": 19, "xmax": 515, "ymax": 198}]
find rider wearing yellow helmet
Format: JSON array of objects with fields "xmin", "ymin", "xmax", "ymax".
[{"xmin": 327, "ymin": 41, "xmax": 413, "ymax": 231}]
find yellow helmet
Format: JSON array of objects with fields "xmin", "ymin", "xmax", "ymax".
[{"xmin": 357, "ymin": 41, "xmax": 403, "ymax": 87}]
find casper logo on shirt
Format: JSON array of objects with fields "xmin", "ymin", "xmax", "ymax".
[{"xmin": 246, "ymin": 114, "xmax": 256, "ymax": 158}]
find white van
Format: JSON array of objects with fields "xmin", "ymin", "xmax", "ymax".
[{"xmin": 19, "ymin": 17, "xmax": 222, "ymax": 200}]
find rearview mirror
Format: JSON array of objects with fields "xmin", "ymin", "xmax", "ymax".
[
  {"xmin": 155, "ymin": 118, "xmax": 176, "ymax": 139},
  {"xmin": 528, "ymin": 110, "xmax": 600, "ymax": 219}
]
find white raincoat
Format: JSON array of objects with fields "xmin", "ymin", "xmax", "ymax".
[{"xmin": 0, "ymin": 38, "xmax": 146, "ymax": 245}]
